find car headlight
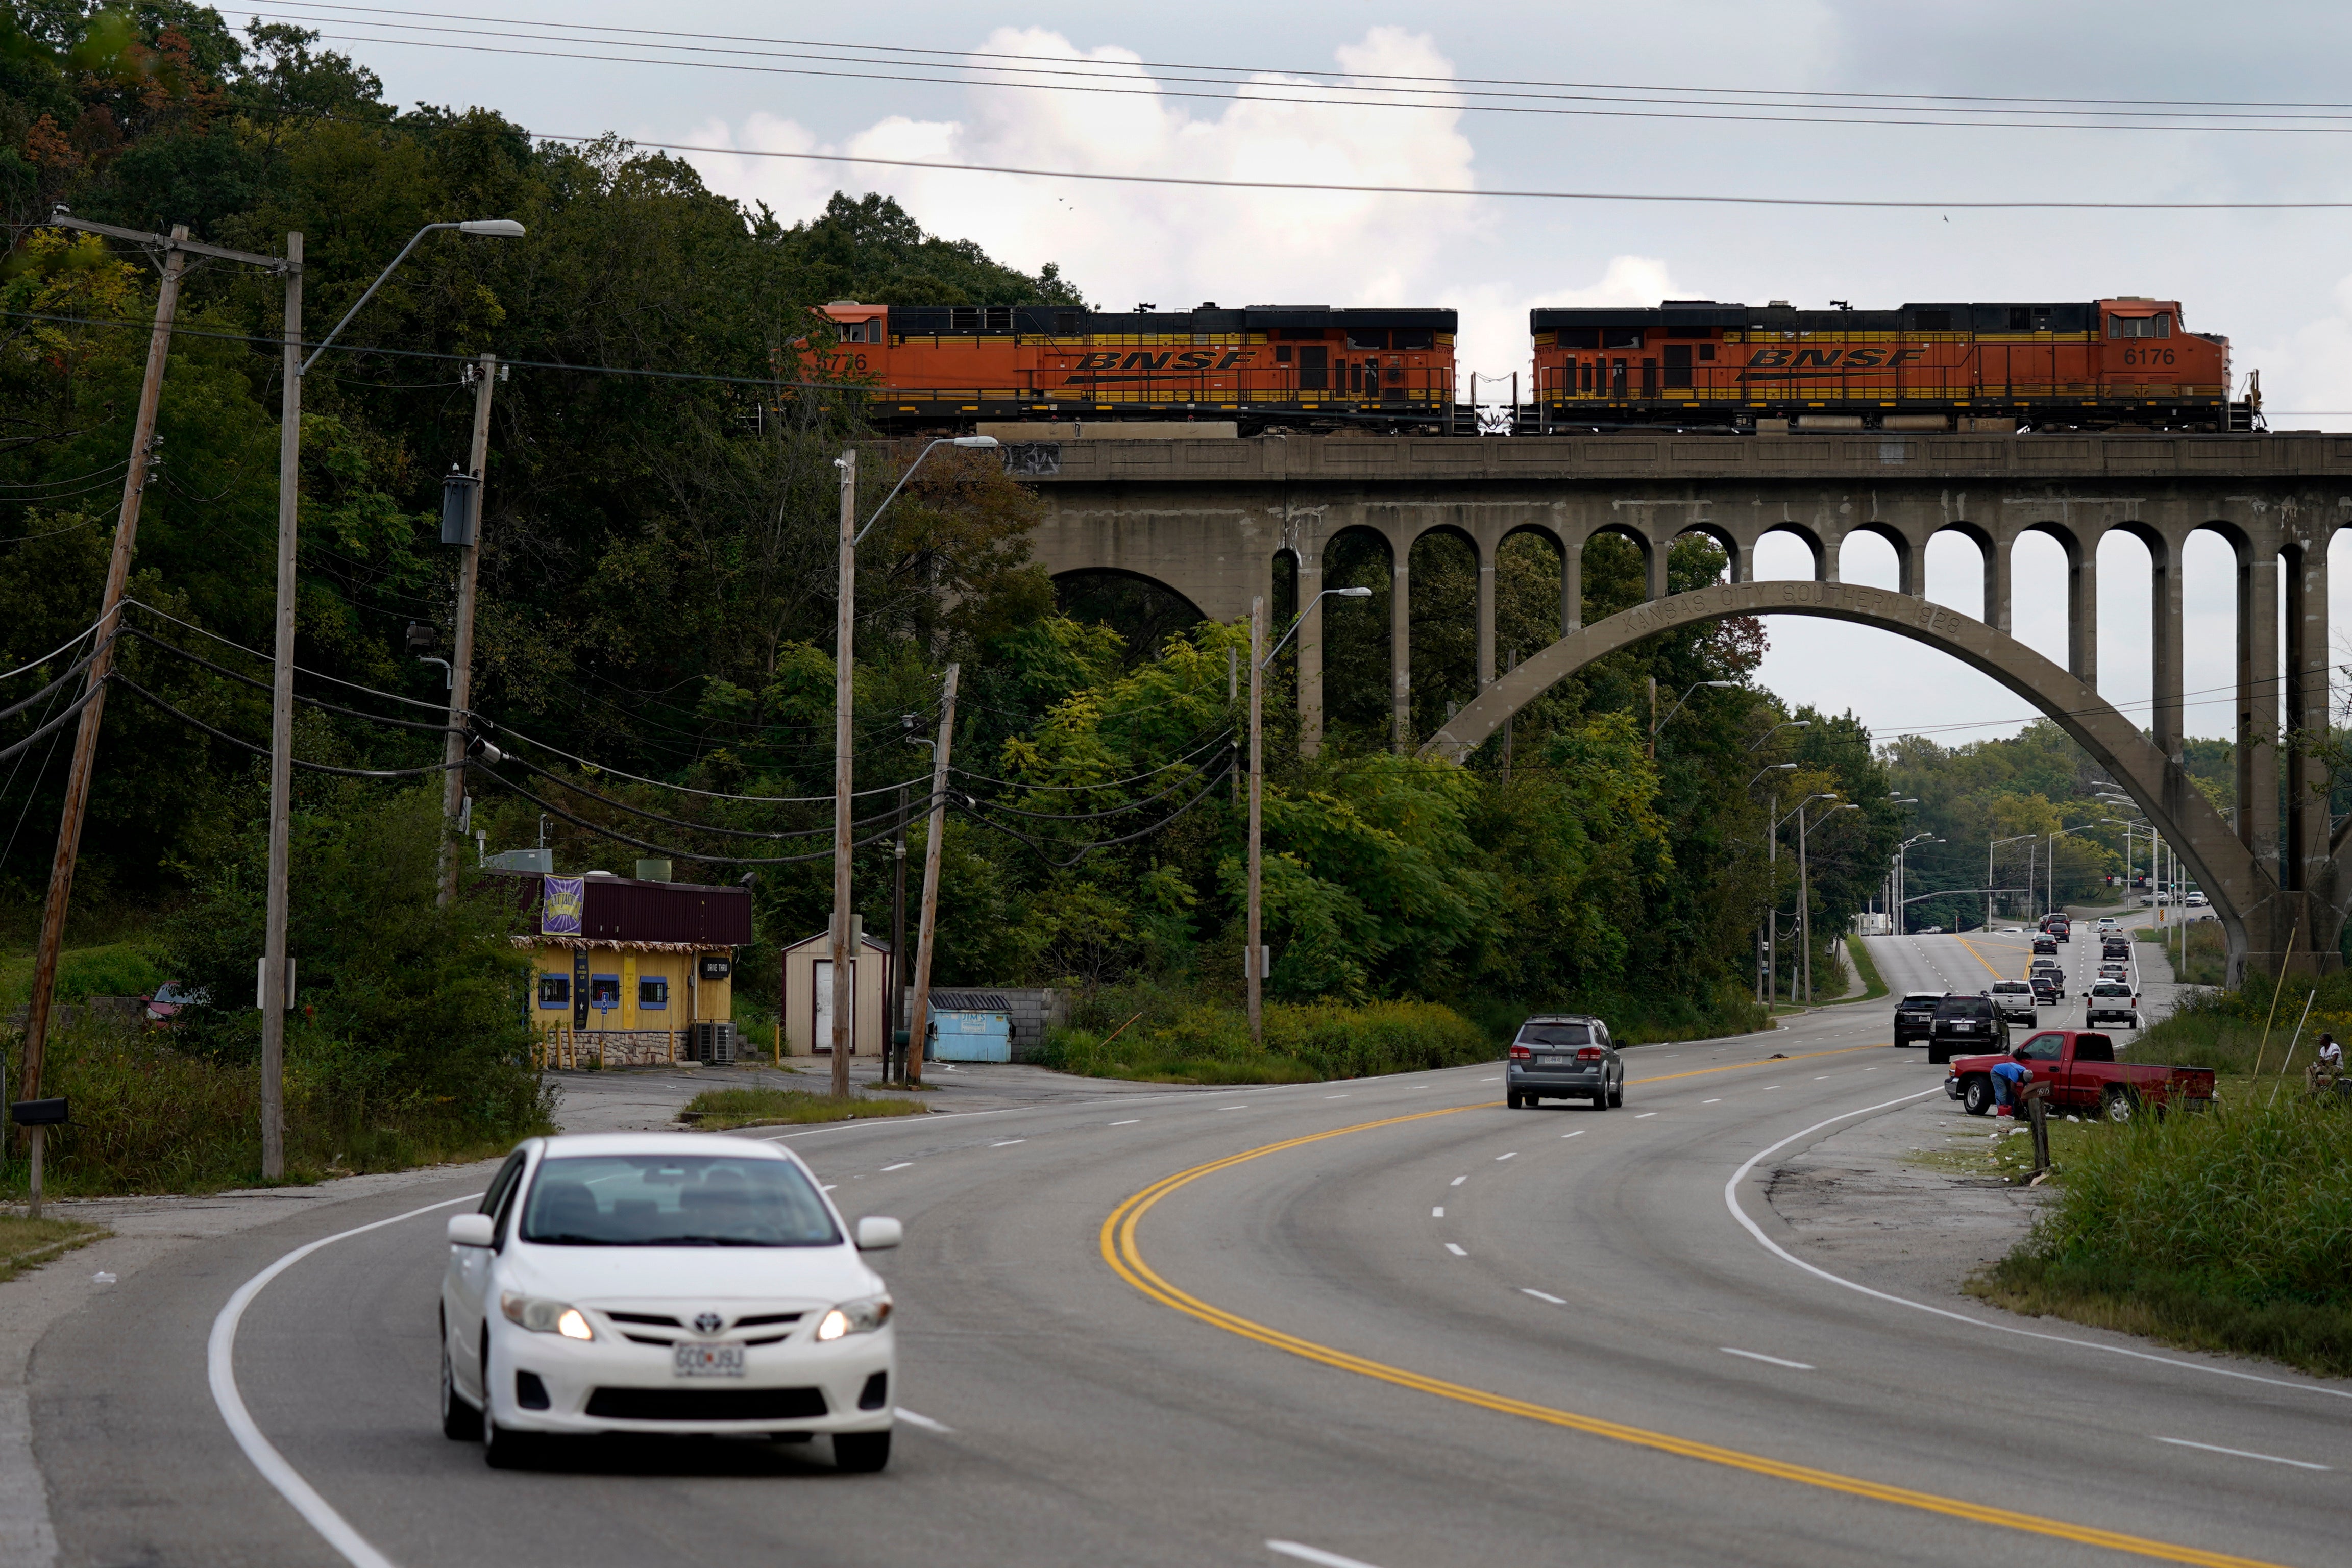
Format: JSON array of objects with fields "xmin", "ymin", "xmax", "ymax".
[
  {"xmin": 814, "ymin": 1295, "xmax": 893, "ymax": 1342},
  {"xmin": 500, "ymin": 1291, "xmax": 594, "ymax": 1340}
]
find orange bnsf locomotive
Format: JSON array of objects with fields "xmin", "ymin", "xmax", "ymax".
[
  {"xmin": 1531, "ymin": 298, "xmax": 2257, "ymax": 433},
  {"xmin": 810, "ymin": 302, "xmax": 1457, "ymax": 432}
]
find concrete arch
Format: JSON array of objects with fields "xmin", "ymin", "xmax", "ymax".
[
  {"xmin": 1418, "ymin": 577, "xmax": 2318, "ymax": 983},
  {"xmin": 1836, "ymin": 522, "xmax": 1916, "ymax": 597},
  {"xmin": 1670, "ymin": 522, "xmax": 1743, "ymax": 585},
  {"xmin": 1049, "ymin": 566, "xmax": 1210, "ymax": 627},
  {"xmin": 1754, "ymin": 521, "xmax": 1831, "ymax": 584}
]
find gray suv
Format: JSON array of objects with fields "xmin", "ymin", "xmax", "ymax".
[{"xmin": 1506, "ymin": 1016, "xmax": 1623, "ymax": 1110}]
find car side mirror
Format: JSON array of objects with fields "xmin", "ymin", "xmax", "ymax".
[
  {"xmin": 447, "ymin": 1213, "xmax": 496, "ymax": 1248},
  {"xmin": 855, "ymin": 1216, "xmax": 902, "ymax": 1252}
]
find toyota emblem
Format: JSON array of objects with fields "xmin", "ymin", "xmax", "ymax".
[{"xmin": 693, "ymin": 1312, "xmax": 724, "ymax": 1336}]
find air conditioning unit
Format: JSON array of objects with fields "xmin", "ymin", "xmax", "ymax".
[{"xmin": 689, "ymin": 1021, "xmax": 736, "ymax": 1066}]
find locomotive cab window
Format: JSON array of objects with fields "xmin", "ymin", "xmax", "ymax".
[
  {"xmin": 2109, "ymin": 313, "xmax": 2172, "ymax": 338},
  {"xmin": 1347, "ymin": 329, "xmax": 1388, "ymax": 350},
  {"xmin": 1275, "ymin": 345, "xmax": 1292, "ymax": 363},
  {"xmin": 1394, "ymin": 329, "xmax": 1434, "ymax": 351},
  {"xmin": 1603, "ymin": 328, "xmax": 1643, "ymax": 350}
]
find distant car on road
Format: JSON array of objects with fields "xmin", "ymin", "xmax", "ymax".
[
  {"xmin": 2187, "ymin": 891, "xmax": 2208, "ymax": 907},
  {"xmin": 1945, "ymin": 1029, "xmax": 2207, "ymax": 1120},
  {"xmin": 2032, "ymin": 935, "xmax": 2059, "ymax": 958},
  {"xmin": 2098, "ymin": 963, "xmax": 2132, "ymax": 985},
  {"xmin": 439, "ymin": 1133, "xmax": 901, "ymax": 1471},
  {"xmin": 1892, "ymin": 991, "xmax": 1945, "ymax": 1047},
  {"xmin": 1505, "ymin": 1015, "xmax": 1623, "ymax": 1109},
  {"xmin": 2029, "ymin": 974, "xmax": 2061, "ymax": 1006},
  {"xmin": 1918, "ymin": 925, "xmax": 1945, "ymax": 934},
  {"xmin": 1927, "ymin": 994, "xmax": 2004, "ymax": 1064},
  {"xmin": 1989, "ymin": 979, "xmax": 2038, "ymax": 1027},
  {"xmin": 2029, "ymin": 959, "xmax": 2065, "ymax": 998},
  {"xmin": 2095, "ymin": 916, "xmax": 2119, "ymax": 932},
  {"xmin": 2085, "ymin": 982, "xmax": 2142, "ymax": 1031}
]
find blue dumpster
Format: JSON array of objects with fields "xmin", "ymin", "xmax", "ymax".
[{"xmin": 928, "ymin": 1004, "xmax": 1012, "ymax": 1062}]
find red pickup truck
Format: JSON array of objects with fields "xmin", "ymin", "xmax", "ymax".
[{"xmin": 1944, "ymin": 1028, "xmax": 2215, "ymax": 1122}]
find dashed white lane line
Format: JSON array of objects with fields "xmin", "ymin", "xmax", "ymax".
[
  {"xmin": 1521, "ymin": 1288, "xmax": 1567, "ymax": 1305},
  {"xmin": 881, "ymin": 1162, "xmax": 913, "ymax": 1172},
  {"xmin": 992, "ymin": 1140, "xmax": 1025, "ymax": 1147},
  {"xmin": 1443, "ymin": 1243, "xmax": 1468, "ymax": 1257},
  {"xmin": 1701, "ymin": 1098, "xmax": 1722, "ymax": 1104},
  {"xmin": 1721, "ymin": 1347, "xmax": 1815, "ymax": 1370},
  {"xmin": 1431, "ymin": 1206, "xmax": 1446, "ymax": 1218},
  {"xmin": 1813, "ymin": 1075, "xmax": 1831, "ymax": 1080},
  {"xmin": 1764, "ymin": 1085, "xmax": 1782, "ymax": 1091},
  {"xmin": 1450, "ymin": 1175, "xmax": 1468, "ymax": 1186},
  {"xmin": 1560, "ymin": 1131, "xmax": 1585, "ymax": 1139},
  {"xmin": 1479, "ymin": 1077, "xmax": 1500, "ymax": 1083},
  {"xmin": 1634, "ymin": 1112, "xmax": 1659, "ymax": 1119},
  {"xmin": 1110, "ymin": 1119, "xmax": 1140, "ymax": 1126},
  {"xmin": 1495, "ymin": 1152, "xmax": 1518, "ymax": 1161},
  {"xmin": 1221, "ymin": 1104, "xmax": 1250, "ymax": 1110},
  {"xmin": 894, "ymin": 1407, "xmax": 953, "ymax": 1434},
  {"xmin": 2153, "ymin": 1437, "xmax": 2329, "ymax": 1471},
  {"xmin": 1324, "ymin": 1094, "xmax": 1350, "ymax": 1099},
  {"xmin": 1268, "ymin": 1540, "xmax": 1387, "ymax": 1568}
]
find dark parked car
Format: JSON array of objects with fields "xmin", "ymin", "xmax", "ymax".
[
  {"xmin": 1893, "ymin": 991, "xmax": 1945, "ymax": 1047},
  {"xmin": 1927, "ymin": 994, "xmax": 2005, "ymax": 1064},
  {"xmin": 1505, "ymin": 1015, "xmax": 1623, "ymax": 1110}
]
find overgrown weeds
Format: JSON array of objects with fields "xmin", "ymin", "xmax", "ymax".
[
  {"xmin": 681, "ymin": 1087, "xmax": 927, "ymax": 1130},
  {"xmin": 1973, "ymin": 1092, "xmax": 2352, "ymax": 1376},
  {"xmin": 1045, "ymin": 989, "xmax": 1490, "ymax": 1084}
]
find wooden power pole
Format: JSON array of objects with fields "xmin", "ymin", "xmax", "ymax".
[
  {"xmin": 19, "ymin": 227, "xmax": 190, "ymax": 1215},
  {"xmin": 438, "ymin": 350, "xmax": 498, "ymax": 905},
  {"xmin": 1247, "ymin": 596, "xmax": 1265, "ymax": 1047},
  {"xmin": 830, "ymin": 449, "xmax": 856, "ymax": 1098},
  {"xmin": 904, "ymin": 665, "xmax": 958, "ymax": 1087}
]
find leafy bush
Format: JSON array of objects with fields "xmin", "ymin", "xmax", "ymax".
[
  {"xmin": 1, "ymin": 787, "xmax": 552, "ymax": 1197},
  {"xmin": 1043, "ymin": 995, "xmax": 1490, "ymax": 1084},
  {"xmin": 1979, "ymin": 1095, "xmax": 2352, "ymax": 1375},
  {"xmin": 0, "ymin": 941, "xmax": 166, "ymax": 1008},
  {"xmin": 682, "ymin": 1087, "xmax": 926, "ymax": 1129}
]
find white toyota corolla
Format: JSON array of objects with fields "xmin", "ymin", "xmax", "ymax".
[{"xmin": 439, "ymin": 1132, "xmax": 900, "ymax": 1471}]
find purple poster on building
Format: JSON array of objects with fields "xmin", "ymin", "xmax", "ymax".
[{"xmin": 541, "ymin": 875, "xmax": 585, "ymax": 936}]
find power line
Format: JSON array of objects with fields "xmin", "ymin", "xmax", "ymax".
[
  {"xmin": 251, "ymin": 8, "xmax": 2352, "ymax": 133},
  {"xmin": 467, "ymin": 759, "xmax": 902, "ymax": 865},
  {"xmin": 256, "ymin": 6, "xmax": 2352, "ymax": 117},
  {"xmin": 0, "ymin": 619, "xmax": 101, "ymax": 684},
  {"xmin": 109, "ymin": 672, "xmax": 462, "ymax": 777}
]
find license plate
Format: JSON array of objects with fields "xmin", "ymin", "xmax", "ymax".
[
  {"xmin": 1538, "ymin": 1055, "xmax": 1565, "ymax": 1065},
  {"xmin": 673, "ymin": 1343, "xmax": 743, "ymax": 1378}
]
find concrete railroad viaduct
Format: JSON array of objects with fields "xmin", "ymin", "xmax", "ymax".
[{"xmin": 976, "ymin": 430, "xmax": 2352, "ymax": 983}]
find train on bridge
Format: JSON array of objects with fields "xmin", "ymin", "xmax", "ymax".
[{"xmin": 801, "ymin": 296, "xmax": 2260, "ymax": 436}]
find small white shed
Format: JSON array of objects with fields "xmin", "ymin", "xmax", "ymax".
[{"xmin": 779, "ymin": 929, "xmax": 891, "ymax": 1056}]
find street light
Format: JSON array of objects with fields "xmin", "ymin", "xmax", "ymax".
[
  {"xmin": 1264, "ymin": 586, "xmax": 1374, "ymax": 667},
  {"xmin": 1988, "ymin": 831, "xmax": 2036, "ymax": 929},
  {"xmin": 1765, "ymin": 790, "xmax": 1839, "ymax": 1006},
  {"xmin": 1746, "ymin": 718, "xmax": 1811, "ymax": 752},
  {"xmin": 828, "ymin": 434, "xmax": 1000, "ymax": 1097},
  {"xmin": 1250, "ymin": 585, "xmax": 1374, "ymax": 1044},
  {"xmin": 1650, "ymin": 679, "xmax": 1739, "ymax": 758},
  {"xmin": 1797, "ymin": 800, "xmax": 1862, "ymax": 999},
  {"xmin": 1748, "ymin": 762, "xmax": 1797, "ymax": 791},
  {"xmin": 281, "ymin": 215, "xmax": 522, "ymax": 1176},
  {"xmin": 1891, "ymin": 831, "xmax": 1938, "ymax": 936}
]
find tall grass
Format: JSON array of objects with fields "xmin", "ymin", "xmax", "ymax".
[
  {"xmin": 1977, "ymin": 1092, "xmax": 2352, "ymax": 1375},
  {"xmin": 1045, "ymin": 991, "xmax": 1491, "ymax": 1084},
  {"xmin": 1, "ymin": 1014, "xmax": 553, "ymax": 1197}
]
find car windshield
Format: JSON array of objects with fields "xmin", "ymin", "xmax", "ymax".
[
  {"xmin": 2093, "ymin": 984, "xmax": 2130, "ymax": 996},
  {"xmin": 1898, "ymin": 995, "xmax": 1940, "ymax": 1009},
  {"xmin": 1935, "ymin": 998, "xmax": 1992, "ymax": 1018},
  {"xmin": 1993, "ymin": 983, "xmax": 2027, "ymax": 993},
  {"xmin": 1516, "ymin": 1023, "xmax": 1593, "ymax": 1046},
  {"xmin": 520, "ymin": 1155, "xmax": 841, "ymax": 1247}
]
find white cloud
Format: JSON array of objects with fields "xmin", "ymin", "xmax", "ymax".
[{"xmin": 680, "ymin": 27, "xmax": 1486, "ymax": 324}]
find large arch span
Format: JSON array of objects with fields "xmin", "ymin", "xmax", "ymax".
[{"xmin": 1417, "ymin": 577, "xmax": 2325, "ymax": 983}]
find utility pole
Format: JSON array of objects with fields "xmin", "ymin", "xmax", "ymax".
[
  {"xmin": 19, "ymin": 225, "xmax": 190, "ymax": 1216},
  {"xmin": 889, "ymin": 782, "xmax": 908, "ymax": 1084},
  {"xmin": 1766, "ymin": 793, "xmax": 1778, "ymax": 1007},
  {"xmin": 259, "ymin": 233, "xmax": 301, "ymax": 1179},
  {"xmin": 437, "ymin": 351, "xmax": 497, "ymax": 905},
  {"xmin": 1647, "ymin": 674, "xmax": 1658, "ymax": 760},
  {"xmin": 830, "ymin": 449, "xmax": 856, "ymax": 1099},
  {"xmin": 904, "ymin": 665, "xmax": 957, "ymax": 1088},
  {"xmin": 1247, "ymin": 596, "xmax": 1265, "ymax": 1047},
  {"xmin": 1799, "ymin": 804, "xmax": 1812, "ymax": 1003}
]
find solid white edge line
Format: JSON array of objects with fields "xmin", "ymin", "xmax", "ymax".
[
  {"xmin": 1723, "ymin": 1089, "xmax": 2352, "ymax": 1401},
  {"xmin": 1267, "ymin": 1540, "xmax": 1388, "ymax": 1568},
  {"xmin": 2152, "ymin": 1436, "xmax": 2329, "ymax": 1470},
  {"xmin": 893, "ymin": 1407, "xmax": 954, "ymax": 1434},
  {"xmin": 1721, "ymin": 1346, "xmax": 1815, "ymax": 1370},
  {"xmin": 209, "ymin": 1192, "xmax": 479, "ymax": 1568}
]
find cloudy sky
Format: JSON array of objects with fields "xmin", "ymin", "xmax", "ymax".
[{"xmin": 268, "ymin": 1, "xmax": 2352, "ymax": 748}]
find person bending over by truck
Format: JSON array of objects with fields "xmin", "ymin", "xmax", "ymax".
[{"xmin": 1990, "ymin": 1049, "xmax": 2032, "ymax": 1118}]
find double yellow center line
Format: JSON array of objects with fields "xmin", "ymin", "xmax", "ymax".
[{"xmin": 1098, "ymin": 1062, "xmax": 2288, "ymax": 1568}]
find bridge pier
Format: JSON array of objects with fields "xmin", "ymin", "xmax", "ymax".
[
  {"xmin": 2236, "ymin": 542, "xmax": 2281, "ymax": 881},
  {"xmin": 2067, "ymin": 541, "xmax": 2098, "ymax": 688},
  {"xmin": 1477, "ymin": 541, "xmax": 1497, "ymax": 691},
  {"xmin": 1297, "ymin": 539, "xmax": 1326, "ymax": 757},
  {"xmin": 1390, "ymin": 550, "xmax": 1411, "ymax": 752}
]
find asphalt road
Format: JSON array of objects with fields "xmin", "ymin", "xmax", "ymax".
[{"xmin": 30, "ymin": 960, "xmax": 2345, "ymax": 1568}]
